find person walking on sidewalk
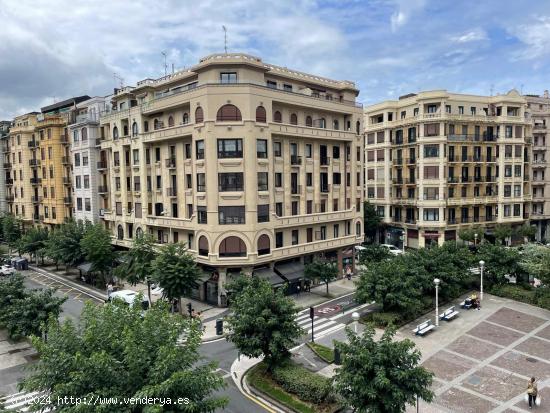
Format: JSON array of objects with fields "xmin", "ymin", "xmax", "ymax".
[{"xmin": 527, "ymin": 377, "xmax": 538, "ymax": 408}]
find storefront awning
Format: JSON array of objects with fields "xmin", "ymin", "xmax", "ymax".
[
  {"xmin": 253, "ymin": 267, "xmax": 285, "ymax": 286},
  {"xmin": 275, "ymin": 262, "xmax": 304, "ymax": 282}
]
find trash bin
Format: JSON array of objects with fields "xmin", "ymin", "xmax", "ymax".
[
  {"xmin": 334, "ymin": 347, "xmax": 342, "ymax": 365},
  {"xmin": 216, "ymin": 319, "xmax": 224, "ymax": 335}
]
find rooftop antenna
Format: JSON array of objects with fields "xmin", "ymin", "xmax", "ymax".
[
  {"xmin": 222, "ymin": 25, "xmax": 228, "ymax": 54},
  {"xmin": 113, "ymin": 73, "xmax": 123, "ymax": 89},
  {"xmin": 490, "ymin": 84, "xmax": 494, "ymax": 96},
  {"xmin": 172, "ymin": 63, "xmax": 175, "ymax": 74},
  {"xmin": 161, "ymin": 51, "xmax": 168, "ymax": 76}
]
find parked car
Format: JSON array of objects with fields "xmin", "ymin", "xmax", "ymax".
[
  {"xmin": 380, "ymin": 244, "xmax": 404, "ymax": 256},
  {"xmin": 107, "ymin": 290, "xmax": 150, "ymax": 310},
  {"xmin": 0, "ymin": 265, "xmax": 16, "ymax": 276}
]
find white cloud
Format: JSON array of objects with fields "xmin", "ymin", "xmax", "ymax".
[
  {"xmin": 510, "ymin": 16, "xmax": 550, "ymax": 59},
  {"xmin": 451, "ymin": 29, "xmax": 488, "ymax": 43},
  {"xmin": 389, "ymin": 0, "xmax": 427, "ymax": 31}
]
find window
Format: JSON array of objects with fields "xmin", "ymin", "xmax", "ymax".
[
  {"xmin": 319, "ymin": 118, "xmax": 326, "ymax": 128},
  {"xmin": 256, "ymin": 106, "xmax": 266, "ymax": 123},
  {"xmin": 424, "ymin": 166, "xmax": 439, "ymax": 179},
  {"xmin": 167, "ymin": 116, "xmax": 174, "ymax": 127},
  {"xmin": 182, "ymin": 113, "xmax": 189, "ymax": 124},
  {"xmin": 258, "ymin": 172, "xmax": 268, "ymax": 191},
  {"xmin": 113, "ymin": 126, "xmax": 119, "ymax": 139},
  {"xmin": 305, "ymin": 116, "xmax": 312, "ymax": 127},
  {"xmin": 333, "ymin": 224, "xmax": 339, "ymax": 238},
  {"xmin": 458, "ymin": 106, "xmax": 464, "ymax": 114},
  {"xmin": 423, "ymin": 208, "xmax": 439, "ymax": 221},
  {"xmin": 266, "ymin": 80, "xmax": 277, "ymax": 89},
  {"xmin": 273, "ymin": 111, "xmax": 282, "ymax": 123},
  {"xmin": 333, "ymin": 120, "xmax": 339, "ymax": 130},
  {"xmin": 306, "ymin": 173, "xmax": 313, "ymax": 187},
  {"xmin": 275, "ymin": 173, "xmax": 282, "ymax": 187},
  {"xmin": 505, "ymin": 165, "xmax": 512, "ymax": 177},
  {"xmin": 82, "ymin": 154, "xmax": 88, "ymax": 166},
  {"xmin": 184, "ymin": 144, "xmax": 191, "ymax": 159},
  {"xmin": 134, "ymin": 176, "xmax": 141, "ymax": 192},
  {"xmin": 333, "ymin": 146, "xmax": 340, "ymax": 159},
  {"xmin": 74, "ymin": 153, "xmax": 80, "ymax": 166},
  {"xmin": 513, "ymin": 204, "xmax": 521, "ymax": 217},
  {"xmin": 197, "ymin": 173, "xmax": 205, "ymax": 192},
  {"xmin": 514, "ymin": 184, "xmax": 521, "ymax": 197},
  {"xmin": 424, "ymin": 123, "xmax": 440, "ymax": 136},
  {"xmin": 514, "ymin": 165, "xmax": 522, "ymax": 177},
  {"xmin": 220, "ymin": 72, "xmax": 237, "ymax": 84},
  {"xmin": 504, "ymin": 205, "xmax": 511, "ymax": 217},
  {"xmin": 85, "ymin": 198, "xmax": 91, "ymax": 211},
  {"xmin": 291, "ymin": 201, "xmax": 299, "ymax": 215},
  {"xmin": 257, "ymin": 139, "xmax": 268, "ymax": 158},
  {"xmin": 217, "ymin": 139, "xmax": 243, "ymax": 158},
  {"xmin": 84, "ymin": 175, "xmax": 90, "ymax": 189},
  {"xmin": 283, "ymin": 84, "xmax": 292, "ymax": 92},
  {"xmin": 333, "ymin": 172, "xmax": 341, "ymax": 185},
  {"xmin": 505, "ymin": 125, "xmax": 513, "ymax": 138},
  {"xmin": 305, "ymin": 144, "xmax": 312, "ymax": 158},
  {"xmin": 275, "ymin": 202, "xmax": 283, "ymax": 216},
  {"xmin": 198, "ymin": 236, "xmax": 209, "ymax": 256},
  {"xmin": 133, "ymin": 149, "xmax": 139, "ymax": 165},
  {"xmin": 77, "ymin": 198, "xmax": 82, "ymax": 211},
  {"xmin": 73, "ymin": 129, "xmax": 79, "ymax": 142},
  {"xmin": 424, "ymin": 144, "xmax": 439, "ymax": 157},
  {"xmin": 116, "ymin": 202, "xmax": 122, "ymax": 216},
  {"xmin": 75, "ymin": 175, "xmax": 81, "ymax": 189},
  {"xmin": 275, "ymin": 232, "xmax": 283, "ymax": 248},
  {"xmin": 504, "ymin": 185, "xmax": 511, "ymax": 197},
  {"xmin": 219, "ymin": 206, "xmax": 245, "ymax": 224},
  {"xmin": 196, "ymin": 140, "xmax": 205, "ymax": 159},
  {"xmin": 216, "ymin": 104, "xmax": 242, "ymax": 121},
  {"xmin": 197, "ymin": 206, "xmax": 207, "ymax": 224},
  {"xmin": 131, "ymin": 122, "xmax": 138, "ymax": 136},
  {"xmin": 290, "ymin": 113, "xmax": 298, "ymax": 125},
  {"xmin": 195, "ymin": 107, "xmax": 204, "ymax": 123},
  {"xmin": 292, "ymin": 230, "xmax": 299, "ymax": 245},
  {"xmin": 257, "ymin": 204, "xmax": 269, "ymax": 223},
  {"xmin": 257, "ymin": 235, "xmax": 270, "ymax": 255},
  {"xmin": 219, "ymin": 173, "xmax": 244, "ymax": 191},
  {"xmin": 273, "ymin": 142, "xmax": 282, "ymax": 157}
]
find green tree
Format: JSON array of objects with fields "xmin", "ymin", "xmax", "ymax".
[
  {"xmin": 458, "ymin": 226, "xmax": 484, "ymax": 244},
  {"xmin": 45, "ymin": 220, "xmax": 86, "ymax": 271},
  {"xmin": 519, "ymin": 243, "xmax": 550, "ymax": 285},
  {"xmin": 226, "ymin": 277, "xmax": 303, "ymax": 370},
  {"xmin": 80, "ymin": 223, "xmax": 115, "ymax": 284},
  {"xmin": 2, "ymin": 214, "xmax": 22, "ymax": 254},
  {"xmin": 494, "ymin": 224, "xmax": 513, "ymax": 245},
  {"xmin": 304, "ymin": 259, "xmax": 338, "ymax": 296},
  {"xmin": 357, "ymin": 243, "xmax": 391, "ymax": 265},
  {"xmin": 515, "ymin": 224, "xmax": 536, "ymax": 242},
  {"xmin": 363, "ymin": 201, "xmax": 382, "ymax": 242},
  {"xmin": 477, "ymin": 244, "xmax": 526, "ymax": 284},
  {"xmin": 0, "ymin": 274, "xmax": 26, "ymax": 329},
  {"xmin": 20, "ymin": 300, "xmax": 228, "ymax": 412},
  {"xmin": 334, "ymin": 325, "xmax": 434, "ymax": 413},
  {"xmin": 151, "ymin": 243, "xmax": 200, "ymax": 314},
  {"xmin": 43, "ymin": 229, "xmax": 64, "ymax": 270},
  {"xmin": 114, "ymin": 233, "xmax": 157, "ymax": 303},
  {"xmin": 19, "ymin": 227, "xmax": 49, "ymax": 264}
]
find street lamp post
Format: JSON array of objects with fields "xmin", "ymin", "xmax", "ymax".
[
  {"xmin": 474, "ymin": 233, "xmax": 478, "ymax": 246},
  {"xmin": 434, "ymin": 278, "xmax": 440, "ymax": 326},
  {"xmin": 479, "ymin": 260, "xmax": 485, "ymax": 301},
  {"xmin": 352, "ymin": 312, "xmax": 360, "ymax": 334}
]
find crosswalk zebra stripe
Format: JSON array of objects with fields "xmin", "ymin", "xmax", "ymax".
[
  {"xmin": 306, "ymin": 320, "xmax": 338, "ymax": 335},
  {"xmin": 297, "ymin": 317, "xmax": 336, "ymax": 329},
  {"xmin": 309, "ymin": 323, "xmax": 346, "ymax": 337}
]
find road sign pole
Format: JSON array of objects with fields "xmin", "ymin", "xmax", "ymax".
[{"xmin": 309, "ymin": 306, "xmax": 315, "ymax": 342}]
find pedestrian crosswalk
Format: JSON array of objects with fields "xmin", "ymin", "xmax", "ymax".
[
  {"xmin": 0, "ymin": 391, "xmax": 50, "ymax": 412},
  {"xmin": 295, "ymin": 311, "xmax": 345, "ymax": 338}
]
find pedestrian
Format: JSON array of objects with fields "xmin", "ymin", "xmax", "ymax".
[
  {"xmin": 296, "ymin": 285, "xmax": 301, "ymax": 296},
  {"xmin": 346, "ymin": 265, "xmax": 352, "ymax": 280},
  {"xmin": 527, "ymin": 377, "xmax": 538, "ymax": 408},
  {"xmin": 106, "ymin": 282, "xmax": 114, "ymax": 299}
]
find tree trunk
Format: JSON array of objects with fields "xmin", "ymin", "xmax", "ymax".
[
  {"xmin": 326, "ymin": 281, "xmax": 329, "ymax": 297},
  {"xmin": 178, "ymin": 297, "xmax": 183, "ymax": 315},
  {"xmin": 147, "ymin": 280, "xmax": 152, "ymax": 305}
]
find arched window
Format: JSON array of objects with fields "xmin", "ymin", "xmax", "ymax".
[
  {"xmin": 216, "ymin": 104, "xmax": 242, "ymax": 122},
  {"xmin": 356, "ymin": 222, "xmax": 361, "ymax": 236},
  {"xmin": 195, "ymin": 107, "xmax": 204, "ymax": 123},
  {"xmin": 136, "ymin": 227, "xmax": 143, "ymax": 238},
  {"xmin": 198, "ymin": 236, "xmax": 209, "ymax": 256},
  {"xmin": 257, "ymin": 234, "xmax": 270, "ymax": 255},
  {"xmin": 143, "ymin": 121, "xmax": 149, "ymax": 132},
  {"xmin": 346, "ymin": 120, "xmax": 351, "ymax": 131},
  {"xmin": 154, "ymin": 119, "xmax": 160, "ymax": 130},
  {"xmin": 73, "ymin": 129, "xmax": 79, "ymax": 142},
  {"xmin": 305, "ymin": 116, "xmax": 312, "ymax": 127},
  {"xmin": 256, "ymin": 106, "xmax": 267, "ymax": 123},
  {"xmin": 319, "ymin": 118, "xmax": 326, "ymax": 129},
  {"xmin": 273, "ymin": 111, "xmax": 282, "ymax": 123},
  {"xmin": 168, "ymin": 115, "xmax": 174, "ymax": 127},
  {"xmin": 117, "ymin": 225, "xmax": 124, "ymax": 240},
  {"xmin": 123, "ymin": 125, "xmax": 129, "ymax": 136},
  {"xmin": 219, "ymin": 236, "xmax": 247, "ymax": 257},
  {"xmin": 112, "ymin": 126, "xmax": 119, "ymax": 140},
  {"xmin": 131, "ymin": 122, "xmax": 138, "ymax": 136},
  {"xmin": 356, "ymin": 121, "xmax": 361, "ymax": 135},
  {"xmin": 290, "ymin": 113, "xmax": 298, "ymax": 125},
  {"xmin": 333, "ymin": 120, "xmax": 339, "ymax": 130},
  {"xmin": 81, "ymin": 127, "xmax": 88, "ymax": 141},
  {"xmin": 183, "ymin": 113, "xmax": 189, "ymax": 124}
]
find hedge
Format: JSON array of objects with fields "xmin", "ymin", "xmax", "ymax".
[
  {"xmin": 488, "ymin": 284, "xmax": 550, "ymax": 311},
  {"xmin": 272, "ymin": 361, "xmax": 335, "ymax": 404}
]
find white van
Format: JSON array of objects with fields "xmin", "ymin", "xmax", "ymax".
[
  {"xmin": 108, "ymin": 290, "xmax": 150, "ymax": 310},
  {"xmin": 380, "ymin": 244, "xmax": 404, "ymax": 255}
]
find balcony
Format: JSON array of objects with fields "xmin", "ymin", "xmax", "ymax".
[
  {"xmin": 165, "ymin": 158, "xmax": 176, "ymax": 168},
  {"xmin": 290, "ymin": 155, "xmax": 302, "ymax": 166},
  {"xmin": 320, "ymin": 184, "xmax": 331, "ymax": 193},
  {"xmin": 392, "ymin": 178, "xmax": 404, "ymax": 185},
  {"xmin": 98, "ymin": 185, "xmax": 108, "ymax": 194},
  {"xmin": 405, "ymin": 218, "xmax": 416, "ymax": 224},
  {"xmin": 29, "ymin": 159, "xmax": 40, "ymax": 167},
  {"xmin": 97, "ymin": 161, "xmax": 107, "ymax": 170},
  {"xmin": 5, "ymin": 195, "xmax": 14, "ymax": 201},
  {"xmin": 320, "ymin": 157, "xmax": 331, "ymax": 166},
  {"xmin": 197, "ymin": 184, "xmax": 206, "ymax": 192},
  {"xmin": 447, "ymin": 177, "xmax": 459, "ymax": 183},
  {"xmin": 405, "ymin": 157, "xmax": 416, "ymax": 164},
  {"xmin": 60, "ymin": 136, "xmax": 69, "ymax": 144},
  {"xmin": 27, "ymin": 140, "xmax": 39, "ymax": 148},
  {"xmin": 448, "ymin": 133, "xmax": 497, "ymax": 142},
  {"xmin": 31, "ymin": 196, "xmax": 43, "ymax": 203},
  {"xmin": 95, "ymin": 138, "xmax": 104, "ymax": 147},
  {"xmin": 63, "ymin": 177, "xmax": 71, "ymax": 185},
  {"xmin": 393, "ymin": 158, "xmax": 403, "ymax": 165},
  {"xmin": 274, "ymin": 208, "xmax": 358, "ymax": 227},
  {"xmin": 167, "ymin": 187, "xmax": 177, "ymax": 197},
  {"xmin": 64, "ymin": 197, "xmax": 72, "ymax": 205},
  {"xmin": 5, "ymin": 178, "xmax": 13, "ymax": 186},
  {"xmin": 30, "ymin": 177, "xmax": 41, "ymax": 185},
  {"xmin": 141, "ymin": 124, "xmax": 194, "ymax": 143},
  {"xmin": 3, "ymin": 162, "xmax": 11, "ymax": 169},
  {"xmin": 62, "ymin": 156, "xmax": 70, "ymax": 165}
]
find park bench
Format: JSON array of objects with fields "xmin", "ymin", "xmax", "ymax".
[
  {"xmin": 438, "ymin": 306, "xmax": 459, "ymax": 321},
  {"xmin": 412, "ymin": 319, "xmax": 435, "ymax": 336}
]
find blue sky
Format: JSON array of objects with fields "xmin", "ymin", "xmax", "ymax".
[{"xmin": 1, "ymin": 0, "xmax": 549, "ymax": 119}]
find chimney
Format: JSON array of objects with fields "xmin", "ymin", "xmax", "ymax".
[{"xmin": 544, "ymin": 90, "xmax": 549, "ymax": 99}]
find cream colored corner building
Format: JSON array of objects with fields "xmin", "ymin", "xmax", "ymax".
[
  {"xmin": 99, "ymin": 53, "xmax": 364, "ymax": 306},
  {"xmin": 364, "ymin": 89, "xmax": 532, "ymax": 248}
]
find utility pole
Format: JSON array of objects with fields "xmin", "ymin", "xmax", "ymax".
[{"xmin": 222, "ymin": 25, "xmax": 228, "ymax": 54}]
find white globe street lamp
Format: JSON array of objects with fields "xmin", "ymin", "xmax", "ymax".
[
  {"xmin": 434, "ymin": 278, "xmax": 440, "ymax": 326},
  {"xmin": 352, "ymin": 311, "xmax": 360, "ymax": 334},
  {"xmin": 479, "ymin": 260, "xmax": 485, "ymax": 301}
]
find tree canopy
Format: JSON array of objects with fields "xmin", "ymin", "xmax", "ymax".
[
  {"xmin": 363, "ymin": 201, "xmax": 382, "ymax": 242},
  {"xmin": 304, "ymin": 260, "xmax": 338, "ymax": 296},
  {"xmin": 226, "ymin": 277, "xmax": 303, "ymax": 369},
  {"xmin": 18, "ymin": 227, "xmax": 49, "ymax": 264},
  {"xmin": 2, "ymin": 214, "xmax": 22, "ymax": 252},
  {"xmin": 45, "ymin": 220, "xmax": 87, "ymax": 270},
  {"xmin": 334, "ymin": 325, "xmax": 434, "ymax": 413},
  {"xmin": 21, "ymin": 300, "xmax": 227, "ymax": 412},
  {"xmin": 519, "ymin": 243, "xmax": 550, "ymax": 285},
  {"xmin": 80, "ymin": 223, "xmax": 115, "ymax": 282}
]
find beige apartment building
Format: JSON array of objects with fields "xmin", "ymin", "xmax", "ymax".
[
  {"xmin": 364, "ymin": 89, "xmax": 532, "ymax": 248},
  {"xmin": 98, "ymin": 53, "xmax": 364, "ymax": 306},
  {"xmin": 525, "ymin": 91, "xmax": 550, "ymax": 241}
]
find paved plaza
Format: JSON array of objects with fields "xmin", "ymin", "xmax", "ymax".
[{"xmin": 405, "ymin": 294, "xmax": 550, "ymax": 412}]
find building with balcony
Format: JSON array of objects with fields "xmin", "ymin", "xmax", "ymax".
[
  {"xmin": 364, "ymin": 89, "xmax": 531, "ymax": 248},
  {"xmin": 99, "ymin": 53, "xmax": 364, "ymax": 306},
  {"xmin": 525, "ymin": 91, "xmax": 550, "ymax": 241},
  {"xmin": 69, "ymin": 96, "xmax": 109, "ymax": 223},
  {"xmin": 0, "ymin": 121, "xmax": 11, "ymax": 213}
]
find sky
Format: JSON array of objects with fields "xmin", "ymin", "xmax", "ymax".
[{"xmin": 1, "ymin": 0, "xmax": 550, "ymax": 119}]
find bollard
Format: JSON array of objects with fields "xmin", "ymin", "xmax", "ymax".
[{"xmin": 216, "ymin": 319, "xmax": 224, "ymax": 335}]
